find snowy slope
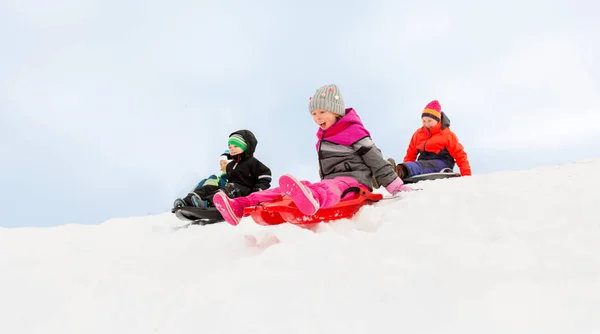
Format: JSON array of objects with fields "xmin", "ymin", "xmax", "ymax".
[{"xmin": 1, "ymin": 159, "xmax": 599, "ymax": 334}]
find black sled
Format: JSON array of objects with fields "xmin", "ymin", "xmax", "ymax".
[
  {"xmin": 403, "ymin": 168, "xmax": 461, "ymax": 184},
  {"xmin": 172, "ymin": 206, "xmax": 224, "ymax": 225}
]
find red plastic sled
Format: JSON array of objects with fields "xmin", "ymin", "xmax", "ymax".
[{"xmin": 242, "ymin": 187, "xmax": 383, "ymax": 228}]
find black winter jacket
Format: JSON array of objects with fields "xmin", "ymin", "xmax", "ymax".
[{"xmin": 226, "ymin": 129, "xmax": 272, "ymax": 193}]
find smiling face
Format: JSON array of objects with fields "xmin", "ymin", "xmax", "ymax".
[
  {"xmin": 219, "ymin": 160, "xmax": 228, "ymax": 172},
  {"xmin": 422, "ymin": 116, "xmax": 439, "ymax": 129},
  {"xmin": 228, "ymin": 144, "xmax": 244, "ymax": 156},
  {"xmin": 311, "ymin": 109, "xmax": 339, "ymax": 130}
]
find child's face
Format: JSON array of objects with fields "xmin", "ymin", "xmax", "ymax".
[
  {"xmin": 219, "ymin": 160, "xmax": 228, "ymax": 171},
  {"xmin": 228, "ymin": 144, "xmax": 243, "ymax": 156},
  {"xmin": 422, "ymin": 116, "xmax": 439, "ymax": 129},
  {"xmin": 311, "ymin": 109, "xmax": 338, "ymax": 130}
]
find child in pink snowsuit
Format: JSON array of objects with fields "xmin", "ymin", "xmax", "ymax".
[{"xmin": 213, "ymin": 84, "xmax": 412, "ymax": 226}]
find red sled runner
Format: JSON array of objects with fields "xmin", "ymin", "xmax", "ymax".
[{"xmin": 242, "ymin": 187, "xmax": 383, "ymax": 228}]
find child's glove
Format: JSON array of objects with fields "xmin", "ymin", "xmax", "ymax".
[{"xmin": 385, "ymin": 177, "xmax": 413, "ymax": 194}]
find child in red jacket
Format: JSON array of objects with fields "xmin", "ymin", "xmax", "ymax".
[{"xmin": 392, "ymin": 100, "xmax": 471, "ymax": 180}]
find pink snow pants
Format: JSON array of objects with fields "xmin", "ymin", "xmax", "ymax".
[{"xmin": 234, "ymin": 176, "xmax": 365, "ymax": 209}]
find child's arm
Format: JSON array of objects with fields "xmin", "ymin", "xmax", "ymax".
[
  {"xmin": 403, "ymin": 132, "xmax": 419, "ymax": 162},
  {"xmin": 447, "ymin": 131, "xmax": 472, "ymax": 176},
  {"xmin": 354, "ymin": 137, "xmax": 397, "ymax": 187},
  {"xmin": 192, "ymin": 178, "xmax": 208, "ymax": 191},
  {"xmin": 195, "ymin": 175, "xmax": 222, "ymax": 190},
  {"xmin": 218, "ymin": 173, "xmax": 228, "ymax": 187},
  {"xmin": 252, "ymin": 160, "xmax": 273, "ymax": 191}
]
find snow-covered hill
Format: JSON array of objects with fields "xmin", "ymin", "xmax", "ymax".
[{"xmin": 1, "ymin": 159, "xmax": 599, "ymax": 334}]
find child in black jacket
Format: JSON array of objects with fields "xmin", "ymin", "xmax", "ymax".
[
  {"xmin": 223, "ymin": 129, "xmax": 272, "ymax": 197},
  {"xmin": 173, "ymin": 129, "xmax": 272, "ymax": 210}
]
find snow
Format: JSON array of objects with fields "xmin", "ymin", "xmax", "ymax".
[{"xmin": 1, "ymin": 159, "xmax": 599, "ymax": 334}]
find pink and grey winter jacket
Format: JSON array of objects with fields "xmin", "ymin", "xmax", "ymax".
[{"xmin": 315, "ymin": 108, "xmax": 397, "ymax": 189}]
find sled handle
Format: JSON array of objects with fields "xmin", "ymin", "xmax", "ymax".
[{"xmin": 341, "ymin": 187, "xmax": 362, "ymax": 198}]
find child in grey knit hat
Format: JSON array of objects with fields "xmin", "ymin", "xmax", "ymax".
[{"xmin": 212, "ymin": 84, "xmax": 412, "ymax": 226}]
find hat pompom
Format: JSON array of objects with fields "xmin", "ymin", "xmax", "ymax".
[{"xmin": 308, "ymin": 84, "xmax": 346, "ymax": 116}]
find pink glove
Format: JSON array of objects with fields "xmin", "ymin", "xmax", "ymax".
[{"xmin": 385, "ymin": 177, "xmax": 413, "ymax": 194}]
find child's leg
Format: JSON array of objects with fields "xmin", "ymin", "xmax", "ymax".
[
  {"xmin": 220, "ymin": 183, "xmax": 252, "ymax": 198},
  {"xmin": 193, "ymin": 185, "xmax": 221, "ymax": 198},
  {"xmin": 213, "ymin": 175, "xmax": 364, "ymax": 225},
  {"xmin": 213, "ymin": 187, "xmax": 286, "ymax": 226},
  {"xmin": 401, "ymin": 159, "xmax": 451, "ymax": 178},
  {"xmin": 183, "ymin": 185, "xmax": 221, "ymax": 208},
  {"xmin": 306, "ymin": 176, "xmax": 365, "ymax": 207},
  {"xmin": 193, "ymin": 183, "xmax": 252, "ymax": 208},
  {"xmin": 279, "ymin": 175, "xmax": 364, "ymax": 215}
]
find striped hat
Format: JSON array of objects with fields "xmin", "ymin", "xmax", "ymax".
[
  {"xmin": 228, "ymin": 134, "xmax": 247, "ymax": 151},
  {"xmin": 308, "ymin": 84, "xmax": 346, "ymax": 116},
  {"xmin": 422, "ymin": 100, "xmax": 442, "ymax": 122}
]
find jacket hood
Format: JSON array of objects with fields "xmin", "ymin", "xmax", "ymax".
[
  {"xmin": 441, "ymin": 112, "xmax": 451, "ymax": 130},
  {"xmin": 316, "ymin": 108, "xmax": 371, "ymax": 147}
]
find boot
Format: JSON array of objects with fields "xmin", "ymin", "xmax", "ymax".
[
  {"xmin": 190, "ymin": 193, "xmax": 208, "ymax": 208},
  {"xmin": 279, "ymin": 174, "xmax": 320, "ymax": 216}
]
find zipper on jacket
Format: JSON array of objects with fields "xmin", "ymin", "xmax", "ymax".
[{"xmin": 422, "ymin": 128, "xmax": 432, "ymax": 152}]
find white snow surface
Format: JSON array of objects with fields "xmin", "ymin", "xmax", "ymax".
[{"xmin": 1, "ymin": 159, "xmax": 599, "ymax": 334}]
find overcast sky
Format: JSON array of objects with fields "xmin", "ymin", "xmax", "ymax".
[{"xmin": 1, "ymin": 0, "xmax": 598, "ymax": 227}]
